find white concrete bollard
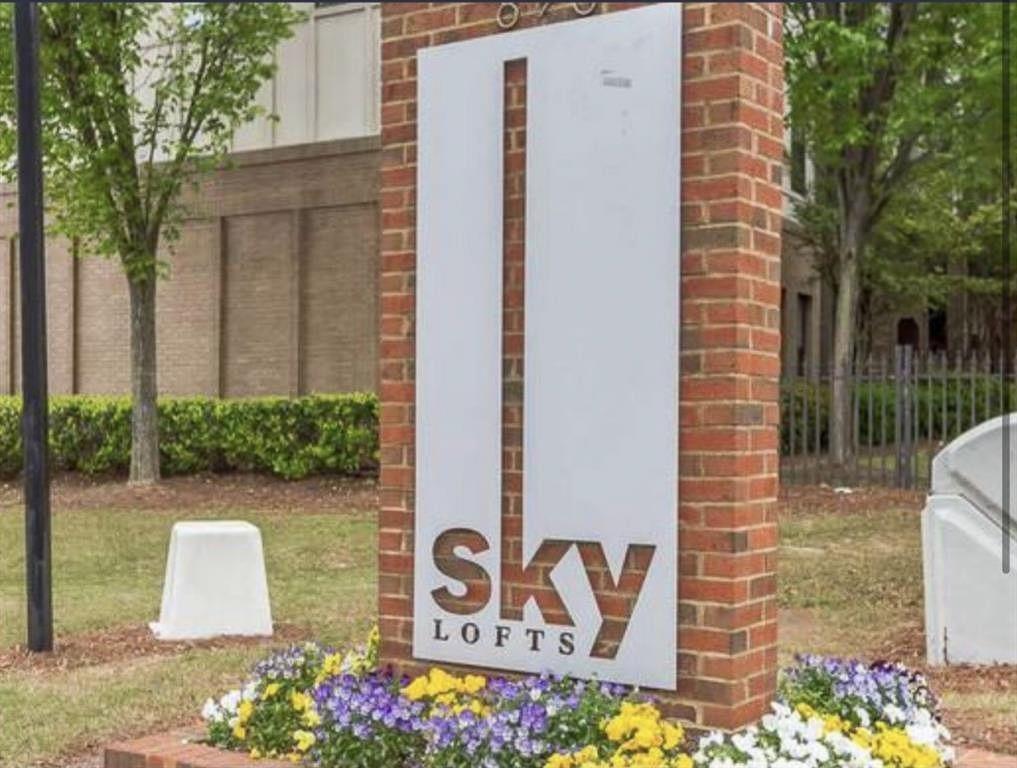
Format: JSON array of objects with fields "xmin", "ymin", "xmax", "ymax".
[{"xmin": 150, "ymin": 521, "xmax": 274, "ymax": 640}]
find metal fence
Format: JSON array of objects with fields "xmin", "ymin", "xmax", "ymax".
[{"xmin": 780, "ymin": 346, "xmax": 1017, "ymax": 489}]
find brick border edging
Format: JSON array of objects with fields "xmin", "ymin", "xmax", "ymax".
[
  {"xmin": 954, "ymin": 748, "xmax": 1017, "ymax": 768},
  {"xmin": 101, "ymin": 729, "xmax": 1010, "ymax": 768},
  {"xmin": 104, "ymin": 728, "xmax": 291, "ymax": 768}
]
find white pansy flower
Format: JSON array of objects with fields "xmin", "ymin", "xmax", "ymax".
[
  {"xmin": 732, "ymin": 731, "xmax": 758, "ymax": 752},
  {"xmin": 219, "ymin": 688, "xmax": 241, "ymax": 714},
  {"xmin": 201, "ymin": 698, "xmax": 220, "ymax": 722},
  {"xmin": 703, "ymin": 728, "xmax": 728, "ymax": 748},
  {"xmin": 882, "ymin": 703, "xmax": 906, "ymax": 724}
]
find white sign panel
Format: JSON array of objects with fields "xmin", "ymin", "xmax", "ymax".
[{"xmin": 415, "ymin": 5, "xmax": 680, "ymax": 689}]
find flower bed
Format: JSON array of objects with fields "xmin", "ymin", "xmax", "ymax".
[{"xmin": 201, "ymin": 630, "xmax": 953, "ymax": 768}]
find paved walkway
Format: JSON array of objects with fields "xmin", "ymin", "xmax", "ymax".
[{"xmin": 958, "ymin": 747, "xmax": 1017, "ymax": 768}]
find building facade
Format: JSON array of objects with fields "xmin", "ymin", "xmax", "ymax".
[{"xmin": 0, "ymin": 2, "xmax": 382, "ymax": 397}]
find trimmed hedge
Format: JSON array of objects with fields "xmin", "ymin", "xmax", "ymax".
[{"xmin": 0, "ymin": 394, "xmax": 378, "ymax": 479}]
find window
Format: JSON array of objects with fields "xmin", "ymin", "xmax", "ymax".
[
  {"xmin": 789, "ymin": 126, "xmax": 807, "ymax": 196},
  {"xmin": 797, "ymin": 292, "xmax": 812, "ymax": 376},
  {"xmin": 928, "ymin": 308, "xmax": 947, "ymax": 353}
]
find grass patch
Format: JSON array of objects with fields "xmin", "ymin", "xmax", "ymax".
[
  {"xmin": 0, "ymin": 648, "xmax": 264, "ymax": 764},
  {"xmin": 778, "ymin": 507, "xmax": 923, "ymax": 658},
  {"xmin": 0, "ymin": 504, "xmax": 376, "ymax": 767},
  {"xmin": 940, "ymin": 690, "xmax": 1017, "ymax": 729}
]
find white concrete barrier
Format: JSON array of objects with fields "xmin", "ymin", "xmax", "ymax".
[
  {"xmin": 150, "ymin": 521, "xmax": 273, "ymax": 640},
  {"xmin": 923, "ymin": 413, "xmax": 1017, "ymax": 664}
]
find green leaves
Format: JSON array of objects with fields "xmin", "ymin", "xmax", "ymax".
[
  {"xmin": 0, "ymin": 393, "xmax": 379, "ymax": 479},
  {"xmin": 0, "ymin": 2, "xmax": 302, "ymax": 278},
  {"xmin": 785, "ymin": 3, "xmax": 1011, "ymax": 365},
  {"xmin": 786, "ymin": 4, "xmax": 996, "ymax": 179}
]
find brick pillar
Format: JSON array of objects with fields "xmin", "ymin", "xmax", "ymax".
[{"xmin": 378, "ymin": 2, "xmax": 783, "ymax": 731}]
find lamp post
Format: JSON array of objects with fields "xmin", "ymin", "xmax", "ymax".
[{"xmin": 13, "ymin": 0, "xmax": 52, "ymax": 652}]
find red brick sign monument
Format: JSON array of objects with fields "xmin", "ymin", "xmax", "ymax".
[{"xmin": 379, "ymin": 2, "xmax": 784, "ymax": 729}]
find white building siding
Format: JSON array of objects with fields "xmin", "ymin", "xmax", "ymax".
[{"xmin": 232, "ymin": 2, "xmax": 381, "ymax": 151}]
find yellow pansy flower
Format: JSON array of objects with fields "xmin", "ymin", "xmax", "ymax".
[
  {"xmin": 315, "ymin": 652, "xmax": 346, "ymax": 684},
  {"xmin": 293, "ymin": 729, "xmax": 316, "ymax": 752},
  {"xmin": 434, "ymin": 691, "xmax": 458, "ymax": 707},
  {"xmin": 302, "ymin": 709, "xmax": 322, "ymax": 727},
  {"xmin": 663, "ymin": 722, "xmax": 684, "ymax": 749},
  {"xmin": 853, "ymin": 723, "xmax": 943, "ymax": 768},
  {"xmin": 261, "ymin": 682, "xmax": 281, "ymax": 700},
  {"xmin": 402, "ymin": 675, "xmax": 430, "ymax": 701},
  {"xmin": 237, "ymin": 699, "xmax": 255, "ymax": 724},
  {"xmin": 290, "ymin": 691, "xmax": 312, "ymax": 712},
  {"xmin": 463, "ymin": 674, "xmax": 487, "ymax": 694}
]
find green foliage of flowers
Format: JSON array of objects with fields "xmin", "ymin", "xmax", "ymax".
[
  {"xmin": 0, "ymin": 393, "xmax": 378, "ymax": 479},
  {"xmin": 203, "ymin": 631, "xmax": 379, "ymax": 761},
  {"xmin": 202, "ymin": 632, "xmax": 953, "ymax": 768}
]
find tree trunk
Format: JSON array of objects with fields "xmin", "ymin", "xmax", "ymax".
[
  {"xmin": 128, "ymin": 276, "xmax": 160, "ymax": 484},
  {"xmin": 830, "ymin": 231, "xmax": 861, "ymax": 466}
]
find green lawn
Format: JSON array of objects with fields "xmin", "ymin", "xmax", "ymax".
[
  {"xmin": 778, "ymin": 506, "xmax": 924, "ymax": 657},
  {"xmin": 0, "ymin": 504, "xmax": 377, "ymax": 767}
]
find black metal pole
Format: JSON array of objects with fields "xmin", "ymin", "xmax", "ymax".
[
  {"xmin": 14, "ymin": 0, "xmax": 52, "ymax": 652},
  {"xmin": 1003, "ymin": 1, "xmax": 1012, "ymax": 575}
]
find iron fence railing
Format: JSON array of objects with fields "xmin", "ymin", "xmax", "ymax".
[{"xmin": 780, "ymin": 346, "xmax": 1017, "ymax": 489}]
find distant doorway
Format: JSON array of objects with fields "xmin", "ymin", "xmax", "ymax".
[
  {"xmin": 928, "ymin": 309, "xmax": 947, "ymax": 353},
  {"xmin": 897, "ymin": 317, "xmax": 919, "ymax": 348}
]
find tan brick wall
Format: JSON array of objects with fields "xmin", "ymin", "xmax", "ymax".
[
  {"xmin": 378, "ymin": 2, "xmax": 784, "ymax": 730},
  {"xmin": 158, "ymin": 219, "xmax": 220, "ymax": 396},
  {"xmin": 223, "ymin": 211, "xmax": 295, "ymax": 397},
  {"xmin": 76, "ymin": 255, "xmax": 131, "ymax": 394},
  {"xmin": 0, "ymin": 136, "xmax": 380, "ymax": 398},
  {"xmin": 302, "ymin": 204, "xmax": 380, "ymax": 394}
]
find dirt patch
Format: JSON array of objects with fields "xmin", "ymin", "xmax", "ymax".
[
  {"xmin": 780, "ymin": 483, "xmax": 925, "ymax": 517},
  {"xmin": 944, "ymin": 706, "xmax": 1017, "ymax": 757},
  {"xmin": 0, "ymin": 472, "xmax": 378, "ymax": 514},
  {"xmin": 877, "ymin": 624, "xmax": 1017, "ymax": 754},
  {"xmin": 0, "ymin": 623, "xmax": 310, "ymax": 674}
]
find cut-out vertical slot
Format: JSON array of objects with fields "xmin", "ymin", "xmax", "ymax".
[{"xmin": 501, "ymin": 58, "xmax": 528, "ymax": 620}]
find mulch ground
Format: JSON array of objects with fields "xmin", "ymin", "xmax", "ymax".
[
  {"xmin": 0, "ymin": 622, "xmax": 311, "ymax": 675},
  {"xmin": 779, "ymin": 482, "xmax": 927, "ymax": 517},
  {"xmin": 876, "ymin": 622, "xmax": 1017, "ymax": 754},
  {"xmin": 0, "ymin": 472, "xmax": 379, "ymax": 514}
]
